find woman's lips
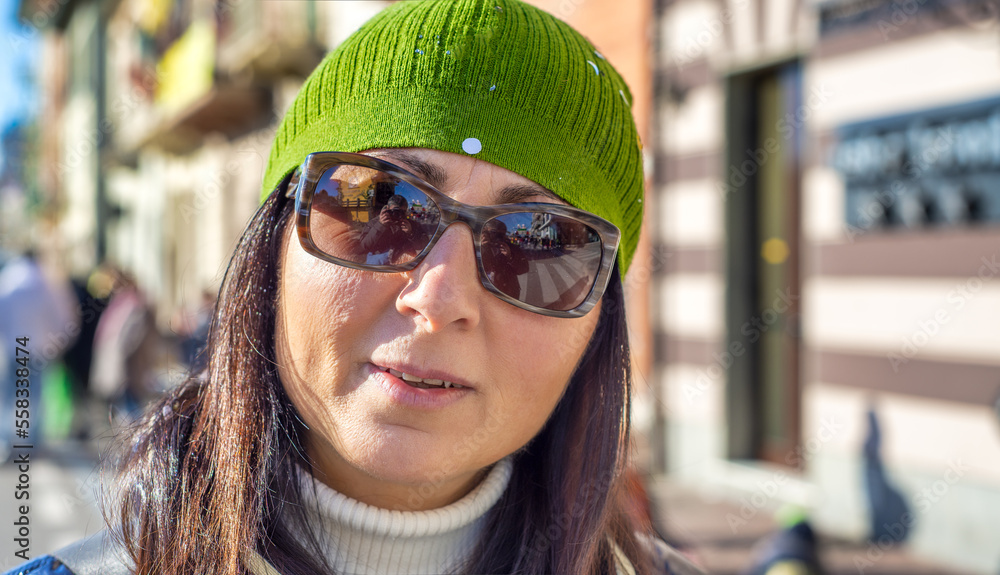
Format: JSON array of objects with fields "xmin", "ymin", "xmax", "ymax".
[
  {"xmin": 375, "ymin": 365, "xmax": 465, "ymax": 389},
  {"xmin": 371, "ymin": 362, "xmax": 472, "ymax": 389},
  {"xmin": 368, "ymin": 363, "xmax": 472, "ymax": 409}
]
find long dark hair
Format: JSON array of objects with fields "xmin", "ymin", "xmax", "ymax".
[{"xmin": 107, "ymin": 183, "xmax": 655, "ymax": 575}]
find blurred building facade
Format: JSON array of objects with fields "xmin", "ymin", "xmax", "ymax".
[
  {"xmin": 18, "ymin": 0, "xmax": 390, "ymax": 323},
  {"xmin": 652, "ymin": 0, "xmax": 1000, "ymax": 571}
]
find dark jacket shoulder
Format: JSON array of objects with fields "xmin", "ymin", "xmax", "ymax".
[
  {"xmin": 2, "ymin": 532, "xmax": 129, "ymax": 575},
  {"xmin": 2, "ymin": 555, "xmax": 74, "ymax": 575}
]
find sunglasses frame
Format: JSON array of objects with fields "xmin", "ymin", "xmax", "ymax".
[{"xmin": 285, "ymin": 151, "xmax": 621, "ymax": 318}]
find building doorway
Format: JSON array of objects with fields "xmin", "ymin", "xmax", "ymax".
[{"xmin": 724, "ymin": 61, "xmax": 803, "ymax": 466}]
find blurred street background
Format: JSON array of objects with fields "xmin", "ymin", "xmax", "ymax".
[{"xmin": 1, "ymin": 0, "xmax": 999, "ymax": 573}]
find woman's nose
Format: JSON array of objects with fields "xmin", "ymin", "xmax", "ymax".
[{"xmin": 396, "ymin": 224, "xmax": 482, "ymax": 332}]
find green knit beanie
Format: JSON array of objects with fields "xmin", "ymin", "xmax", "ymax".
[{"xmin": 261, "ymin": 0, "xmax": 644, "ymax": 274}]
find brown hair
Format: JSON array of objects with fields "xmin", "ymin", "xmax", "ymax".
[{"xmin": 108, "ymin": 184, "xmax": 655, "ymax": 575}]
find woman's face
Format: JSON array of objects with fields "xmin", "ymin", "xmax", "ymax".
[{"xmin": 275, "ymin": 148, "xmax": 602, "ymax": 510}]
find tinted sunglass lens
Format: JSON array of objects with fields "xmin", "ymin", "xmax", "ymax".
[
  {"xmin": 484, "ymin": 213, "xmax": 603, "ymax": 311},
  {"xmin": 309, "ymin": 165, "xmax": 439, "ymax": 266}
]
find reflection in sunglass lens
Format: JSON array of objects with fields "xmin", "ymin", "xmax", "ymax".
[
  {"xmin": 483, "ymin": 213, "xmax": 603, "ymax": 311},
  {"xmin": 309, "ymin": 166, "xmax": 440, "ymax": 266}
]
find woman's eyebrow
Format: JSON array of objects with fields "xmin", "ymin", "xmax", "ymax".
[
  {"xmin": 382, "ymin": 150, "xmax": 562, "ymax": 204},
  {"xmin": 383, "ymin": 151, "xmax": 449, "ymax": 189},
  {"xmin": 493, "ymin": 184, "xmax": 563, "ymax": 205}
]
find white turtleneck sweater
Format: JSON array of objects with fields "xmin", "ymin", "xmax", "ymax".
[
  {"xmin": 244, "ymin": 456, "xmax": 707, "ymax": 575},
  {"xmin": 288, "ymin": 457, "xmax": 514, "ymax": 575}
]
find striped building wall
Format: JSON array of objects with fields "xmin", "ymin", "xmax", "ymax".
[{"xmin": 653, "ymin": 0, "xmax": 1000, "ymax": 571}]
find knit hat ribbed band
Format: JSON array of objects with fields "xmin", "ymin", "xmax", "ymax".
[{"xmin": 262, "ymin": 0, "xmax": 644, "ymax": 275}]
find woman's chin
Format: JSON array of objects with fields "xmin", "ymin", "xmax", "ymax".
[{"xmin": 334, "ymin": 430, "xmax": 497, "ymax": 505}]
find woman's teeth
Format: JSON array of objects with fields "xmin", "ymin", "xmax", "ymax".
[{"xmin": 383, "ymin": 367, "xmax": 463, "ymax": 389}]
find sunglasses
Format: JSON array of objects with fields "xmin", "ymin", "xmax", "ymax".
[{"xmin": 285, "ymin": 152, "xmax": 620, "ymax": 318}]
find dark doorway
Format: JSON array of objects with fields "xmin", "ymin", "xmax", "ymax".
[{"xmin": 724, "ymin": 61, "xmax": 803, "ymax": 466}]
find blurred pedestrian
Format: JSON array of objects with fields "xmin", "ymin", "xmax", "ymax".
[
  {"xmin": 59, "ymin": 273, "xmax": 111, "ymax": 441},
  {"xmin": 0, "ymin": 249, "xmax": 77, "ymax": 459},
  {"xmin": 862, "ymin": 406, "xmax": 911, "ymax": 545},
  {"xmin": 88, "ymin": 269, "xmax": 162, "ymax": 420},
  {"xmin": 744, "ymin": 517, "xmax": 824, "ymax": 575}
]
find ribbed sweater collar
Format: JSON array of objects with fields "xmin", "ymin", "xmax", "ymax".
[{"xmin": 298, "ymin": 457, "xmax": 513, "ymax": 575}]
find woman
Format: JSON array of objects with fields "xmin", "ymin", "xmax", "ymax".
[{"xmin": 5, "ymin": 1, "xmax": 704, "ymax": 574}]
